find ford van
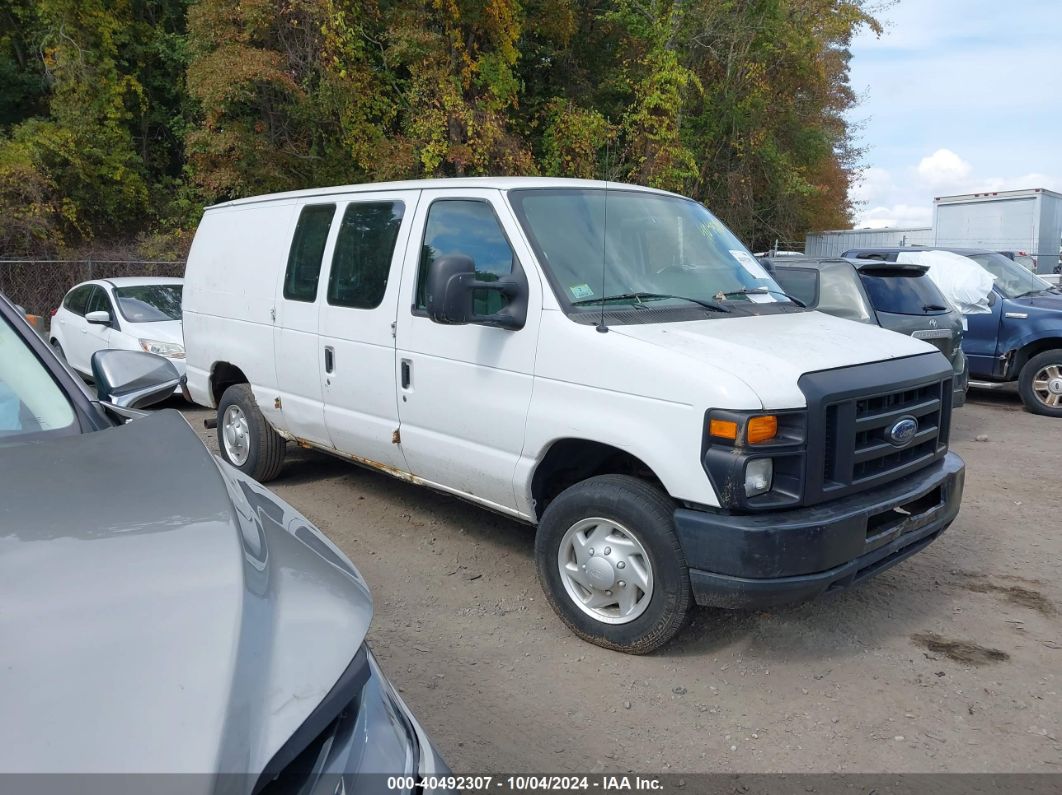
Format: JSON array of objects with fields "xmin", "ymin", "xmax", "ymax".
[{"xmin": 184, "ymin": 178, "xmax": 965, "ymax": 653}]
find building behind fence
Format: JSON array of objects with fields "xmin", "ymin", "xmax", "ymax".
[{"xmin": 0, "ymin": 260, "xmax": 186, "ymax": 319}]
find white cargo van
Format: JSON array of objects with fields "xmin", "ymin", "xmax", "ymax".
[{"xmin": 184, "ymin": 178, "xmax": 965, "ymax": 652}]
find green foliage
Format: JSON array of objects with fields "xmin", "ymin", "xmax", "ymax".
[{"xmin": 0, "ymin": 0, "xmax": 879, "ymax": 255}]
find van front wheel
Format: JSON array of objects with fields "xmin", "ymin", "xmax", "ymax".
[
  {"xmin": 535, "ymin": 475, "xmax": 692, "ymax": 654},
  {"xmin": 217, "ymin": 383, "xmax": 286, "ymax": 481}
]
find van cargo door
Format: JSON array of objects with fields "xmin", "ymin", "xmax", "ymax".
[
  {"xmin": 318, "ymin": 191, "xmax": 420, "ymax": 472},
  {"xmin": 273, "ymin": 202, "xmax": 338, "ymax": 447}
]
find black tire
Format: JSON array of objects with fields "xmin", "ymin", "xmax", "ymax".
[
  {"xmin": 216, "ymin": 383, "xmax": 287, "ymax": 481},
  {"xmin": 1018, "ymin": 349, "xmax": 1062, "ymax": 417},
  {"xmin": 51, "ymin": 339, "xmax": 65, "ymax": 362},
  {"xmin": 534, "ymin": 474, "xmax": 693, "ymax": 654}
]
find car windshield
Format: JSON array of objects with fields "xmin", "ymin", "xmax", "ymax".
[
  {"xmin": 0, "ymin": 313, "xmax": 77, "ymax": 441},
  {"xmin": 509, "ymin": 189, "xmax": 790, "ymax": 314},
  {"xmin": 965, "ymin": 252, "xmax": 1052, "ymax": 298},
  {"xmin": 859, "ymin": 268, "xmax": 951, "ymax": 315},
  {"xmin": 113, "ymin": 284, "xmax": 183, "ymax": 322}
]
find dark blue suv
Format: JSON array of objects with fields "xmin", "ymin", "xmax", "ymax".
[{"xmin": 843, "ymin": 247, "xmax": 1062, "ymax": 416}]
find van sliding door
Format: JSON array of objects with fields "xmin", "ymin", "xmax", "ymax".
[
  {"xmin": 273, "ymin": 203, "xmax": 337, "ymax": 447},
  {"xmin": 317, "ymin": 191, "xmax": 420, "ymax": 471}
]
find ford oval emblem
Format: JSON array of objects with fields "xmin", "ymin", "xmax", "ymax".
[{"xmin": 885, "ymin": 416, "xmax": 919, "ymax": 447}]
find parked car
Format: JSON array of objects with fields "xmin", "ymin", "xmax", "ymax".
[
  {"xmin": 49, "ymin": 276, "xmax": 186, "ymax": 383},
  {"xmin": 844, "ymin": 246, "xmax": 1062, "ymax": 417},
  {"xmin": 183, "ymin": 177, "xmax": 965, "ymax": 653},
  {"xmin": 763, "ymin": 256, "xmax": 968, "ymax": 406},
  {"xmin": 0, "ymin": 293, "xmax": 450, "ymax": 788}
]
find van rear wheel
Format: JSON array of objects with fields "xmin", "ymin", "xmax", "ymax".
[
  {"xmin": 217, "ymin": 383, "xmax": 286, "ymax": 481},
  {"xmin": 1018, "ymin": 349, "xmax": 1062, "ymax": 417},
  {"xmin": 535, "ymin": 475, "xmax": 692, "ymax": 654}
]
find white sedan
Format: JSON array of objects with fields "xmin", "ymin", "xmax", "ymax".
[{"xmin": 49, "ymin": 277, "xmax": 186, "ymax": 384}]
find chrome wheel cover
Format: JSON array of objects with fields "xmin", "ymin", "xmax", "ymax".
[
  {"xmin": 557, "ymin": 517, "xmax": 654, "ymax": 625},
  {"xmin": 222, "ymin": 405, "xmax": 250, "ymax": 465},
  {"xmin": 1031, "ymin": 363, "xmax": 1062, "ymax": 408}
]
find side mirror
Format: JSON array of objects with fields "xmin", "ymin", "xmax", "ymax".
[
  {"xmin": 85, "ymin": 310, "xmax": 112, "ymax": 325},
  {"xmin": 91, "ymin": 349, "xmax": 181, "ymax": 409},
  {"xmin": 425, "ymin": 254, "xmax": 528, "ymax": 330}
]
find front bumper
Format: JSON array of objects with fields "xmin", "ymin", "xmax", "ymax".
[{"xmin": 675, "ymin": 452, "xmax": 965, "ymax": 609}]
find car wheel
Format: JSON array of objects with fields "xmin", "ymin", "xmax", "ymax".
[
  {"xmin": 1018, "ymin": 349, "xmax": 1062, "ymax": 417},
  {"xmin": 534, "ymin": 474, "xmax": 693, "ymax": 654},
  {"xmin": 51, "ymin": 340, "xmax": 66, "ymax": 363},
  {"xmin": 216, "ymin": 383, "xmax": 287, "ymax": 481}
]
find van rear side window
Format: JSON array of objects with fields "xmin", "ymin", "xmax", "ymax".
[
  {"xmin": 327, "ymin": 202, "xmax": 405, "ymax": 310},
  {"xmin": 284, "ymin": 204, "xmax": 336, "ymax": 302}
]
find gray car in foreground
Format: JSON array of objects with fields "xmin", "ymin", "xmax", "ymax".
[{"xmin": 0, "ymin": 293, "xmax": 450, "ymax": 792}]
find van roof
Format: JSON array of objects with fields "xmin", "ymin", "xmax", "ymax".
[{"xmin": 206, "ymin": 177, "xmax": 679, "ymax": 210}]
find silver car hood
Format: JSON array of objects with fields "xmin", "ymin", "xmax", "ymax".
[{"xmin": 0, "ymin": 410, "xmax": 372, "ymax": 780}]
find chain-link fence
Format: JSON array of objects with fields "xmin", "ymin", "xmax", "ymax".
[{"xmin": 0, "ymin": 260, "xmax": 186, "ymax": 319}]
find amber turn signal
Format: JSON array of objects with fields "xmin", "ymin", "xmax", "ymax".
[
  {"xmin": 709, "ymin": 418, "xmax": 739, "ymax": 440},
  {"xmin": 747, "ymin": 415, "xmax": 778, "ymax": 444}
]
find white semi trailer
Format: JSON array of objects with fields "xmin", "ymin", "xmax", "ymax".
[{"xmin": 934, "ymin": 188, "xmax": 1062, "ymax": 274}]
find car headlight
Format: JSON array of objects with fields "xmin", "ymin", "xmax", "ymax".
[
  {"xmin": 703, "ymin": 409, "xmax": 806, "ymax": 509},
  {"xmin": 744, "ymin": 458, "xmax": 774, "ymax": 497},
  {"xmin": 255, "ymin": 647, "xmax": 422, "ymax": 795},
  {"xmin": 138, "ymin": 339, "xmax": 185, "ymax": 359}
]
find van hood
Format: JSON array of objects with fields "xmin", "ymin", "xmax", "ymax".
[
  {"xmin": 609, "ymin": 310, "xmax": 937, "ymax": 408},
  {"xmin": 0, "ymin": 411, "xmax": 371, "ymax": 780}
]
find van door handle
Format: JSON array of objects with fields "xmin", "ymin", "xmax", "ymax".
[
  {"xmin": 400, "ymin": 359, "xmax": 412, "ymax": 389},
  {"xmin": 324, "ymin": 346, "xmax": 335, "ymax": 374}
]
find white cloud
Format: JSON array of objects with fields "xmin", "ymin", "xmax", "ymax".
[
  {"xmin": 916, "ymin": 149, "xmax": 972, "ymax": 189},
  {"xmin": 851, "ymin": 150, "xmax": 1059, "ymax": 229},
  {"xmin": 850, "ymin": 166, "xmax": 894, "ymax": 205},
  {"xmin": 855, "ymin": 204, "xmax": 933, "ymax": 230}
]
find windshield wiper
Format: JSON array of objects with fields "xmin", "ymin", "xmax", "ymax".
[
  {"xmin": 572, "ymin": 292, "xmax": 731, "ymax": 313},
  {"xmin": 714, "ymin": 287, "xmax": 807, "ymax": 308},
  {"xmin": 922, "ymin": 303, "xmax": 949, "ymax": 312}
]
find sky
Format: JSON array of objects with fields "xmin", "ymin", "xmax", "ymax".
[{"xmin": 844, "ymin": 0, "xmax": 1062, "ymax": 229}]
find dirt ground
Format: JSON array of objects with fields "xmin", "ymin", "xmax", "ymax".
[{"xmin": 178, "ymin": 389, "xmax": 1061, "ymax": 774}]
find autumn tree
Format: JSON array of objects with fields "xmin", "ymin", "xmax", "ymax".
[{"xmin": 0, "ymin": 0, "xmax": 880, "ymax": 256}]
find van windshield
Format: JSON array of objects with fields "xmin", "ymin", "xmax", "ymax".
[{"xmin": 509, "ymin": 189, "xmax": 791, "ymax": 315}]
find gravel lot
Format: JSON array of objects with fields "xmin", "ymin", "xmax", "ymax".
[{"xmin": 178, "ymin": 390, "xmax": 1061, "ymax": 774}]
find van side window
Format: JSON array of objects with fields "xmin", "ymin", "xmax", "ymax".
[
  {"xmin": 327, "ymin": 201, "xmax": 405, "ymax": 310},
  {"xmin": 415, "ymin": 200, "xmax": 515, "ymax": 313},
  {"xmin": 284, "ymin": 204, "xmax": 336, "ymax": 302}
]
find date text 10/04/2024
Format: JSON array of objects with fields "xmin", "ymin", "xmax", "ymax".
[{"xmin": 386, "ymin": 776, "xmax": 665, "ymax": 791}]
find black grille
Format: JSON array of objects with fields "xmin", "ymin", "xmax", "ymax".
[
  {"xmin": 850, "ymin": 381, "xmax": 943, "ymax": 483},
  {"xmin": 800, "ymin": 355, "xmax": 953, "ymax": 506}
]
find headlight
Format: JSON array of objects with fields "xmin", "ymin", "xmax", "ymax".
[
  {"xmin": 744, "ymin": 459, "xmax": 773, "ymax": 497},
  {"xmin": 254, "ymin": 647, "xmax": 421, "ymax": 794},
  {"xmin": 138, "ymin": 339, "xmax": 185, "ymax": 359},
  {"xmin": 703, "ymin": 409, "xmax": 806, "ymax": 509}
]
